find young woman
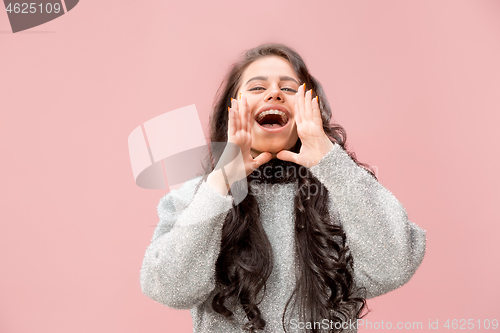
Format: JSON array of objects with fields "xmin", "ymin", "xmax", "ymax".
[{"xmin": 140, "ymin": 43, "xmax": 426, "ymax": 333}]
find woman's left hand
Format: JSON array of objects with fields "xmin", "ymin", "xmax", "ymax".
[{"xmin": 276, "ymin": 84, "xmax": 334, "ymax": 167}]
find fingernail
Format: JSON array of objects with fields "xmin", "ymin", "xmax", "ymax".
[
  {"xmin": 310, "ymin": 89, "xmax": 313, "ymax": 94},
  {"xmin": 239, "ymin": 92, "xmax": 241, "ymax": 99},
  {"xmin": 231, "ymin": 98, "xmax": 234, "ymax": 102},
  {"xmin": 316, "ymin": 96, "xmax": 319, "ymax": 102},
  {"xmin": 303, "ymin": 83, "xmax": 306, "ymax": 90},
  {"xmin": 228, "ymin": 107, "xmax": 230, "ymax": 112}
]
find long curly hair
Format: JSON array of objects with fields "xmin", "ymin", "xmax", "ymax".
[{"xmin": 205, "ymin": 43, "xmax": 375, "ymax": 332}]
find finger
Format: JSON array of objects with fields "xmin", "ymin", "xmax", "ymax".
[
  {"xmin": 294, "ymin": 92, "xmax": 302, "ymax": 124},
  {"xmin": 235, "ymin": 97, "xmax": 244, "ymax": 132},
  {"xmin": 232, "ymin": 97, "xmax": 240, "ymax": 131},
  {"xmin": 238, "ymin": 94, "xmax": 246, "ymax": 132},
  {"xmin": 276, "ymin": 150, "xmax": 300, "ymax": 164},
  {"xmin": 240, "ymin": 95, "xmax": 248, "ymax": 133},
  {"xmin": 312, "ymin": 95, "xmax": 321, "ymax": 124},
  {"xmin": 305, "ymin": 89, "xmax": 313, "ymax": 121},
  {"xmin": 228, "ymin": 107, "xmax": 236, "ymax": 136},
  {"xmin": 298, "ymin": 83, "xmax": 306, "ymax": 123},
  {"xmin": 253, "ymin": 152, "xmax": 273, "ymax": 169},
  {"xmin": 230, "ymin": 97, "xmax": 239, "ymax": 132},
  {"xmin": 232, "ymin": 97, "xmax": 238, "ymax": 111},
  {"xmin": 245, "ymin": 96, "xmax": 251, "ymax": 133}
]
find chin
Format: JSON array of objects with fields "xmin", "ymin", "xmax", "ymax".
[
  {"xmin": 265, "ymin": 146, "xmax": 285, "ymax": 154},
  {"xmin": 253, "ymin": 140, "xmax": 297, "ymax": 155}
]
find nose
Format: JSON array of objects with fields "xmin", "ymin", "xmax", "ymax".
[{"xmin": 264, "ymin": 86, "xmax": 284, "ymax": 102}]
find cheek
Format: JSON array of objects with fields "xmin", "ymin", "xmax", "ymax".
[
  {"xmin": 289, "ymin": 121, "xmax": 298, "ymax": 134},
  {"xmin": 290, "ymin": 127, "xmax": 299, "ymax": 142},
  {"xmin": 245, "ymin": 97, "xmax": 258, "ymax": 112}
]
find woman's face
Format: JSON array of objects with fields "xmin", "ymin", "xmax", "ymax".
[{"xmin": 236, "ymin": 55, "xmax": 300, "ymax": 156}]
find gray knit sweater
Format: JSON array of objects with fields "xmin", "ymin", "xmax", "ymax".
[{"xmin": 140, "ymin": 143, "xmax": 426, "ymax": 333}]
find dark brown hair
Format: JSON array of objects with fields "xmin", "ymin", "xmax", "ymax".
[{"xmin": 207, "ymin": 43, "xmax": 375, "ymax": 332}]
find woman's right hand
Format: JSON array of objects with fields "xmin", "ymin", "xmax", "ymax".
[
  {"xmin": 227, "ymin": 95, "xmax": 272, "ymax": 177},
  {"xmin": 206, "ymin": 95, "xmax": 272, "ymax": 195}
]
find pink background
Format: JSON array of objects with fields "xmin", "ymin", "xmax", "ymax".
[{"xmin": 1, "ymin": 0, "xmax": 499, "ymax": 332}]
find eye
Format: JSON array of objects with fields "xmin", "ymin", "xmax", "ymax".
[
  {"xmin": 249, "ymin": 86, "xmax": 265, "ymax": 91},
  {"xmin": 248, "ymin": 87, "xmax": 298, "ymax": 93}
]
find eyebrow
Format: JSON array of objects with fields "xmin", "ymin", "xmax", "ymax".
[{"xmin": 244, "ymin": 76, "xmax": 300, "ymax": 86}]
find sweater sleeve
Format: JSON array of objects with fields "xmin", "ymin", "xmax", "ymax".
[
  {"xmin": 310, "ymin": 143, "xmax": 426, "ymax": 299},
  {"xmin": 140, "ymin": 177, "xmax": 234, "ymax": 309}
]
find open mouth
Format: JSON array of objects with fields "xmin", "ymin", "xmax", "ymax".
[{"xmin": 256, "ymin": 110, "xmax": 289, "ymax": 128}]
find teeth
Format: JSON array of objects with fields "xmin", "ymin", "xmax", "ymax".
[{"xmin": 256, "ymin": 110, "xmax": 288, "ymax": 124}]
